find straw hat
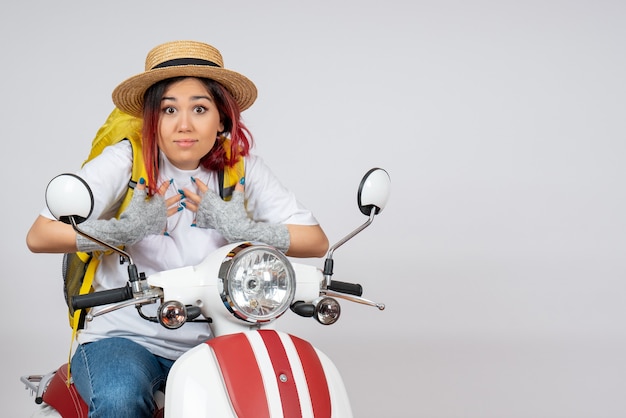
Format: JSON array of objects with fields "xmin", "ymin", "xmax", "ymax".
[{"xmin": 112, "ymin": 40, "xmax": 257, "ymax": 117}]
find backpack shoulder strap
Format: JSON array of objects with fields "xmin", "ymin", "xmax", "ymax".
[
  {"xmin": 116, "ymin": 136, "xmax": 146, "ymax": 216},
  {"xmin": 85, "ymin": 108, "xmax": 146, "ymax": 217},
  {"xmin": 219, "ymin": 137, "xmax": 245, "ymax": 201}
]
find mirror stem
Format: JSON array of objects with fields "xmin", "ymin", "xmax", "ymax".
[
  {"xmin": 70, "ymin": 217, "xmax": 144, "ymax": 293},
  {"xmin": 69, "ymin": 216, "xmax": 135, "ymax": 266},
  {"xmin": 323, "ymin": 210, "xmax": 377, "ymax": 286}
]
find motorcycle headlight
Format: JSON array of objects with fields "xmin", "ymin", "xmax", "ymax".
[{"xmin": 219, "ymin": 243, "xmax": 296, "ymax": 324}]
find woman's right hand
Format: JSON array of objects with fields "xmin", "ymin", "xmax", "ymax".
[{"xmin": 74, "ymin": 178, "xmax": 169, "ymax": 252}]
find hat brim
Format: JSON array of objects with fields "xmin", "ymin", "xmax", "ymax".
[{"xmin": 112, "ymin": 65, "xmax": 258, "ymax": 118}]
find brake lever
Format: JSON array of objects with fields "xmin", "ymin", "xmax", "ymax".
[
  {"xmin": 322, "ymin": 289, "xmax": 385, "ymax": 310},
  {"xmin": 85, "ymin": 288, "xmax": 163, "ymax": 321}
]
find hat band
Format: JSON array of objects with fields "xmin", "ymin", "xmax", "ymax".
[{"xmin": 152, "ymin": 58, "xmax": 221, "ymax": 70}]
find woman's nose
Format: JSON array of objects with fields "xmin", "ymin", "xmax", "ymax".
[{"xmin": 177, "ymin": 112, "xmax": 191, "ymax": 132}]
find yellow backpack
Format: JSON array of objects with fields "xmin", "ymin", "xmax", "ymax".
[{"xmin": 63, "ymin": 107, "xmax": 244, "ymax": 335}]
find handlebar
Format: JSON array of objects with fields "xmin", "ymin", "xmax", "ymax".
[
  {"xmin": 71, "ymin": 284, "xmax": 134, "ymax": 310},
  {"xmin": 327, "ymin": 280, "xmax": 363, "ymax": 297}
]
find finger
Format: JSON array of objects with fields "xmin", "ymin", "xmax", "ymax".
[
  {"xmin": 157, "ymin": 179, "xmax": 172, "ymax": 196},
  {"xmin": 191, "ymin": 176, "xmax": 209, "ymax": 194},
  {"xmin": 182, "ymin": 187, "xmax": 202, "ymax": 206},
  {"xmin": 182, "ymin": 200, "xmax": 199, "ymax": 213},
  {"xmin": 234, "ymin": 176, "xmax": 245, "ymax": 193},
  {"xmin": 135, "ymin": 177, "xmax": 147, "ymax": 191},
  {"xmin": 166, "ymin": 206, "xmax": 180, "ymax": 217},
  {"xmin": 165, "ymin": 193, "xmax": 182, "ymax": 208},
  {"xmin": 131, "ymin": 178, "xmax": 148, "ymax": 199}
]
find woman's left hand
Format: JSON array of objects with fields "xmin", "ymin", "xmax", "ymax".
[
  {"xmin": 179, "ymin": 177, "xmax": 242, "ymax": 213},
  {"xmin": 181, "ymin": 177, "xmax": 290, "ymax": 252},
  {"xmin": 181, "ymin": 177, "xmax": 329, "ymax": 257}
]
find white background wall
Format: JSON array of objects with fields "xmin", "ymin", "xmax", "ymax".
[{"xmin": 2, "ymin": 1, "xmax": 625, "ymax": 417}]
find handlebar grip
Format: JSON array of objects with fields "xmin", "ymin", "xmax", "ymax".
[
  {"xmin": 71, "ymin": 285, "xmax": 133, "ymax": 310},
  {"xmin": 328, "ymin": 280, "xmax": 363, "ymax": 297}
]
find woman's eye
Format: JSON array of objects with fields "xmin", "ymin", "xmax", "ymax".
[
  {"xmin": 163, "ymin": 106, "xmax": 176, "ymax": 115},
  {"xmin": 193, "ymin": 106, "xmax": 207, "ymax": 114}
]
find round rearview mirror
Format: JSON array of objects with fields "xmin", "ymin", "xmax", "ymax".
[
  {"xmin": 357, "ymin": 168, "xmax": 391, "ymax": 216},
  {"xmin": 45, "ymin": 173, "xmax": 94, "ymax": 225}
]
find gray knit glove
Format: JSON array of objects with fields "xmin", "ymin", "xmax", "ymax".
[
  {"xmin": 76, "ymin": 187, "xmax": 167, "ymax": 252},
  {"xmin": 195, "ymin": 190, "xmax": 290, "ymax": 252}
]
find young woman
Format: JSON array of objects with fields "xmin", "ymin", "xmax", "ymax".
[{"xmin": 26, "ymin": 40, "xmax": 329, "ymax": 417}]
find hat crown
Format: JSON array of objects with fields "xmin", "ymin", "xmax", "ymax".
[
  {"xmin": 145, "ymin": 40, "xmax": 224, "ymax": 71},
  {"xmin": 113, "ymin": 40, "xmax": 256, "ymax": 117}
]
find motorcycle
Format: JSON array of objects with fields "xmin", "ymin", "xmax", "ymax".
[{"xmin": 22, "ymin": 168, "xmax": 390, "ymax": 418}]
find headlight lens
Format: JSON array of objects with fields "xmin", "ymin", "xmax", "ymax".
[{"xmin": 220, "ymin": 244, "xmax": 296, "ymax": 323}]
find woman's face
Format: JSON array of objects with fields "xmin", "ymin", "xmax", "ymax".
[{"xmin": 158, "ymin": 77, "xmax": 224, "ymax": 170}]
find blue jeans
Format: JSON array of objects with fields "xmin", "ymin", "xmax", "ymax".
[{"xmin": 70, "ymin": 337, "xmax": 174, "ymax": 418}]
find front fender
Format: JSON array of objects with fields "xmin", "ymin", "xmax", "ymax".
[{"xmin": 164, "ymin": 330, "xmax": 352, "ymax": 418}]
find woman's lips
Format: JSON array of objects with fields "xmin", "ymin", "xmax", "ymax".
[{"xmin": 174, "ymin": 139, "xmax": 197, "ymax": 148}]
